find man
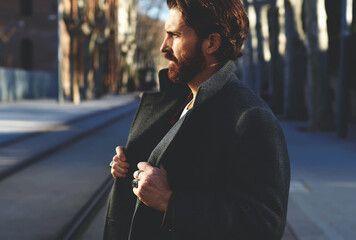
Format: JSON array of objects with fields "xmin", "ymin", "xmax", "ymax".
[{"xmin": 104, "ymin": 0, "xmax": 290, "ymax": 239}]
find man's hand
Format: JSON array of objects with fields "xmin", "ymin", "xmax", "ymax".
[
  {"xmin": 133, "ymin": 162, "xmax": 172, "ymax": 212},
  {"xmin": 111, "ymin": 146, "xmax": 130, "ymax": 178}
]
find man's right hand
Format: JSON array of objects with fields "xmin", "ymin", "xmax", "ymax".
[{"xmin": 111, "ymin": 146, "xmax": 130, "ymax": 178}]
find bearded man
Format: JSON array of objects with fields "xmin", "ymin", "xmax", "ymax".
[{"xmin": 104, "ymin": 0, "xmax": 290, "ymax": 239}]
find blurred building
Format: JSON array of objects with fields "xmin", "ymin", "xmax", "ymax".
[
  {"xmin": 0, "ymin": 0, "xmax": 138, "ymax": 103},
  {"xmin": 58, "ymin": 0, "xmax": 138, "ymax": 103},
  {"xmin": 117, "ymin": 0, "xmax": 137, "ymax": 91},
  {"xmin": 0, "ymin": 0, "xmax": 58, "ymax": 71}
]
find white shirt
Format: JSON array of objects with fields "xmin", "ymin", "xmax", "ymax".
[{"xmin": 179, "ymin": 99, "xmax": 193, "ymax": 119}]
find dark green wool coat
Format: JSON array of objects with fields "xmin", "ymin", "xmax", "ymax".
[{"xmin": 103, "ymin": 61, "xmax": 290, "ymax": 240}]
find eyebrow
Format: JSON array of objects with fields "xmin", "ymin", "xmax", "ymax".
[{"xmin": 166, "ymin": 30, "xmax": 181, "ymax": 36}]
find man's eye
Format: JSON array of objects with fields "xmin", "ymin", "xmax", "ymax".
[{"xmin": 168, "ymin": 32, "xmax": 178, "ymax": 38}]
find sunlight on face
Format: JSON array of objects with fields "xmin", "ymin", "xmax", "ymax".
[{"xmin": 160, "ymin": 9, "xmax": 205, "ymax": 83}]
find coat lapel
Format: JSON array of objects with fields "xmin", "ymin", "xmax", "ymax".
[
  {"xmin": 147, "ymin": 109, "xmax": 190, "ymax": 167},
  {"xmin": 124, "ymin": 69, "xmax": 190, "ymax": 168}
]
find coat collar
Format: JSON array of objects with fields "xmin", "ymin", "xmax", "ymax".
[
  {"xmin": 194, "ymin": 60, "xmax": 236, "ymax": 108},
  {"xmin": 158, "ymin": 60, "xmax": 237, "ymax": 108}
]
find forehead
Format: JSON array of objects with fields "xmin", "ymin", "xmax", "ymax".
[{"xmin": 165, "ymin": 8, "xmax": 193, "ymax": 34}]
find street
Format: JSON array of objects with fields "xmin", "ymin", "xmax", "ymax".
[
  {"xmin": 0, "ymin": 96, "xmax": 137, "ymax": 239},
  {"xmin": 1, "ymin": 96, "xmax": 356, "ymax": 239}
]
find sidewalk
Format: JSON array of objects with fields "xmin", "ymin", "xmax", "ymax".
[
  {"xmin": 281, "ymin": 121, "xmax": 356, "ymax": 240},
  {"xmin": 0, "ymin": 93, "xmax": 138, "ymax": 146}
]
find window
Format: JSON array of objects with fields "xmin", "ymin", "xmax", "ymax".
[{"xmin": 20, "ymin": 0, "xmax": 33, "ymax": 17}]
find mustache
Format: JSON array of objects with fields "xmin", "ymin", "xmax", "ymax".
[{"xmin": 164, "ymin": 51, "xmax": 178, "ymax": 63}]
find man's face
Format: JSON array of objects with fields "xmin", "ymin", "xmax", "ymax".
[{"xmin": 160, "ymin": 8, "xmax": 205, "ymax": 84}]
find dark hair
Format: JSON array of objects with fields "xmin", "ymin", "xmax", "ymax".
[{"xmin": 167, "ymin": 0, "xmax": 249, "ymax": 61}]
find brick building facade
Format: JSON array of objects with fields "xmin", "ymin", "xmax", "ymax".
[{"xmin": 0, "ymin": 0, "xmax": 58, "ymax": 72}]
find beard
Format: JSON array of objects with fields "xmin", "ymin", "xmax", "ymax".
[{"xmin": 164, "ymin": 42, "xmax": 205, "ymax": 84}]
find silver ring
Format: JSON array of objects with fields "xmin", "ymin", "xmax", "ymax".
[
  {"xmin": 110, "ymin": 160, "xmax": 114, "ymax": 168},
  {"xmin": 132, "ymin": 179, "xmax": 138, "ymax": 188},
  {"xmin": 133, "ymin": 170, "xmax": 141, "ymax": 180}
]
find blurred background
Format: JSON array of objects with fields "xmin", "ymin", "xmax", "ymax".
[{"xmin": 0, "ymin": 0, "xmax": 356, "ymax": 239}]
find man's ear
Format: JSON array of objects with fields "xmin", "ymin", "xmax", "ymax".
[{"xmin": 202, "ymin": 33, "xmax": 221, "ymax": 55}]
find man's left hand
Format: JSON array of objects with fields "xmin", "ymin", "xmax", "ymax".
[{"xmin": 133, "ymin": 162, "xmax": 172, "ymax": 212}]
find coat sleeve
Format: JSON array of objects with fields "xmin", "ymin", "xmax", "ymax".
[{"xmin": 169, "ymin": 107, "xmax": 290, "ymax": 240}]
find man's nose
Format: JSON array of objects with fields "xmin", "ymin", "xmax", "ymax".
[{"xmin": 160, "ymin": 36, "xmax": 170, "ymax": 53}]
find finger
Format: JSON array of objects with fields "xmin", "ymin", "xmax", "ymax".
[
  {"xmin": 132, "ymin": 184, "xmax": 139, "ymax": 196},
  {"xmin": 115, "ymin": 146, "xmax": 127, "ymax": 161},
  {"xmin": 134, "ymin": 171, "xmax": 148, "ymax": 182},
  {"xmin": 111, "ymin": 168, "xmax": 127, "ymax": 178},
  {"xmin": 133, "ymin": 170, "xmax": 142, "ymax": 180},
  {"xmin": 132, "ymin": 180, "xmax": 143, "ymax": 198},
  {"xmin": 113, "ymin": 164, "xmax": 129, "ymax": 174},
  {"xmin": 137, "ymin": 162, "xmax": 153, "ymax": 172},
  {"xmin": 112, "ymin": 155, "xmax": 119, "ymax": 163},
  {"xmin": 111, "ymin": 168, "xmax": 118, "ymax": 178},
  {"xmin": 111, "ymin": 159, "xmax": 129, "ymax": 170},
  {"xmin": 117, "ymin": 159, "xmax": 130, "ymax": 169}
]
